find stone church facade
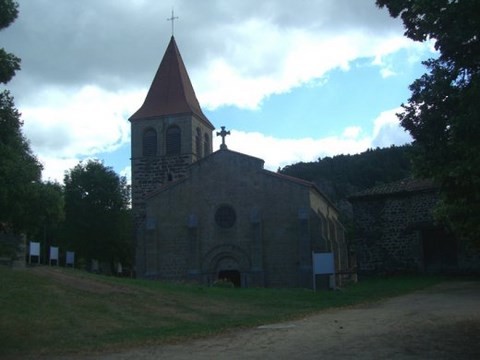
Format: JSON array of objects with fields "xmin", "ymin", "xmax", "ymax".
[{"xmin": 130, "ymin": 36, "xmax": 348, "ymax": 288}]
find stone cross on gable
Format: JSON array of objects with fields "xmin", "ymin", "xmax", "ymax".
[
  {"xmin": 167, "ymin": 9, "xmax": 179, "ymax": 36},
  {"xmin": 216, "ymin": 126, "xmax": 230, "ymax": 150}
]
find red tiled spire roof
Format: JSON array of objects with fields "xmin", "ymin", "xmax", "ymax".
[{"xmin": 129, "ymin": 36, "xmax": 214, "ymax": 128}]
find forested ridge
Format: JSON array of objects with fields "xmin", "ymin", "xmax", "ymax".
[{"xmin": 279, "ymin": 145, "xmax": 413, "ymax": 218}]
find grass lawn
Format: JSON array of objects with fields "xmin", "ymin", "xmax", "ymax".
[{"xmin": 0, "ymin": 266, "xmax": 443, "ymax": 358}]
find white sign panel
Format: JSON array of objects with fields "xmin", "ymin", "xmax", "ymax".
[
  {"xmin": 313, "ymin": 252, "xmax": 335, "ymax": 275},
  {"xmin": 29, "ymin": 242, "xmax": 40, "ymax": 256},
  {"xmin": 49, "ymin": 246, "xmax": 59, "ymax": 261},
  {"xmin": 312, "ymin": 252, "xmax": 336, "ymax": 292},
  {"xmin": 66, "ymin": 251, "xmax": 75, "ymax": 266}
]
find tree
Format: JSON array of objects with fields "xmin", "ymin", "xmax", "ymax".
[
  {"xmin": 0, "ymin": 92, "xmax": 43, "ymax": 232},
  {"xmin": 0, "ymin": 0, "xmax": 20, "ymax": 84},
  {"xmin": 28, "ymin": 181, "xmax": 65, "ymax": 260},
  {"xmin": 280, "ymin": 145, "xmax": 412, "ymax": 202},
  {"xmin": 63, "ymin": 160, "xmax": 132, "ymax": 270},
  {"xmin": 0, "ymin": 1, "xmax": 65, "ymax": 264},
  {"xmin": 0, "ymin": 0, "xmax": 43, "ymax": 234},
  {"xmin": 376, "ymin": 0, "xmax": 480, "ymax": 243},
  {"xmin": 0, "ymin": 0, "xmax": 44, "ymax": 263}
]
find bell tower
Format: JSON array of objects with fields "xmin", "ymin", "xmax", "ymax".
[{"xmin": 129, "ymin": 36, "xmax": 215, "ymax": 223}]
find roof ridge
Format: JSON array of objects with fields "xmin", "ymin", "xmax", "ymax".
[{"xmin": 350, "ymin": 177, "xmax": 437, "ymax": 199}]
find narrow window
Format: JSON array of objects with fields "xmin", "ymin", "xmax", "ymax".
[
  {"xmin": 142, "ymin": 128, "xmax": 157, "ymax": 156},
  {"xmin": 215, "ymin": 205, "xmax": 236, "ymax": 228},
  {"xmin": 195, "ymin": 128, "xmax": 202, "ymax": 158},
  {"xmin": 166, "ymin": 126, "xmax": 181, "ymax": 155},
  {"xmin": 203, "ymin": 134, "xmax": 210, "ymax": 156},
  {"xmin": 328, "ymin": 219, "xmax": 336, "ymax": 242}
]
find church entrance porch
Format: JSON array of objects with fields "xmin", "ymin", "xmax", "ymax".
[
  {"xmin": 202, "ymin": 244, "xmax": 251, "ymax": 288},
  {"xmin": 218, "ymin": 270, "xmax": 241, "ymax": 287},
  {"xmin": 215, "ymin": 256, "xmax": 241, "ymax": 287}
]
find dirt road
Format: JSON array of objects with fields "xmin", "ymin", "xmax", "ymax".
[{"xmin": 66, "ymin": 281, "xmax": 480, "ymax": 359}]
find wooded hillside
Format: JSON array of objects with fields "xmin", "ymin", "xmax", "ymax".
[{"xmin": 279, "ymin": 145, "xmax": 413, "ymax": 219}]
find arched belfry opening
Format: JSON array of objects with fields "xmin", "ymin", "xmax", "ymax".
[
  {"xmin": 166, "ymin": 125, "xmax": 181, "ymax": 155},
  {"xmin": 142, "ymin": 128, "xmax": 157, "ymax": 156}
]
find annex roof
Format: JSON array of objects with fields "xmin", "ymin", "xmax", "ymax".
[
  {"xmin": 349, "ymin": 178, "xmax": 437, "ymax": 200},
  {"xmin": 129, "ymin": 36, "xmax": 214, "ymax": 129}
]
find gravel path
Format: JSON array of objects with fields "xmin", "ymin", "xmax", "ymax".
[{"xmin": 62, "ymin": 281, "xmax": 480, "ymax": 359}]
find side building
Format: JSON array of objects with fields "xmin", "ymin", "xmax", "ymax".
[{"xmin": 350, "ymin": 178, "xmax": 480, "ymax": 275}]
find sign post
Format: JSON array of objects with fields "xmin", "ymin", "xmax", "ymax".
[
  {"xmin": 49, "ymin": 246, "xmax": 59, "ymax": 266},
  {"xmin": 29, "ymin": 242, "xmax": 40, "ymax": 264},
  {"xmin": 312, "ymin": 252, "xmax": 335, "ymax": 292},
  {"xmin": 66, "ymin": 251, "xmax": 75, "ymax": 267}
]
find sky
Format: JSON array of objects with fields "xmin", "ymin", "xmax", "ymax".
[{"xmin": 2, "ymin": 0, "xmax": 436, "ymax": 183}]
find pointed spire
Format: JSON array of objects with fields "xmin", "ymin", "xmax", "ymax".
[{"xmin": 129, "ymin": 37, "xmax": 213, "ymax": 128}]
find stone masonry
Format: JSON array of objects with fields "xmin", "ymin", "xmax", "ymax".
[{"xmin": 350, "ymin": 178, "xmax": 480, "ymax": 275}]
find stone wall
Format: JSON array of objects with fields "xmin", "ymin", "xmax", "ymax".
[
  {"xmin": 131, "ymin": 113, "xmax": 214, "ymax": 277},
  {"xmin": 352, "ymin": 186, "xmax": 480, "ymax": 275},
  {"xmin": 0, "ymin": 232, "xmax": 26, "ymax": 268},
  {"xmin": 140, "ymin": 150, "xmax": 349, "ymax": 288},
  {"xmin": 353, "ymin": 194, "xmax": 430, "ymax": 274},
  {"xmin": 131, "ymin": 155, "xmax": 192, "ymax": 210}
]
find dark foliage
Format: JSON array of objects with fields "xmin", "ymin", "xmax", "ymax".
[
  {"xmin": 0, "ymin": 90, "xmax": 42, "ymax": 233},
  {"xmin": 0, "ymin": 0, "xmax": 18, "ymax": 29},
  {"xmin": 377, "ymin": 0, "xmax": 480, "ymax": 244},
  {"xmin": 0, "ymin": 0, "xmax": 46, "ymax": 238},
  {"xmin": 63, "ymin": 160, "xmax": 132, "ymax": 270},
  {"xmin": 0, "ymin": 0, "xmax": 20, "ymax": 84},
  {"xmin": 280, "ymin": 145, "xmax": 412, "ymax": 207}
]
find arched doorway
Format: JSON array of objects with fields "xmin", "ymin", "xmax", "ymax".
[
  {"xmin": 218, "ymin": 269, "xmax": 241, "ymax": 287},
  {"xmin": 215, "ymin": 256, "xmax": 241, "ymax": 287},
  {"xmin": 202, "ymin": 244, "xmax": 251, "ymax": 288}
]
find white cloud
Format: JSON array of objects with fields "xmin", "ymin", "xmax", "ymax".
[
  {"xmin": 196, "ymin": 27, "xmax": 426, "ymax": 110},
  {"xmin": 37, "ymin": 156, "xmax": 82, "ymax": 183},
  {"xmin": 372, "ymin": 39, "xmax": 435, "ymax": 79},
  {"xmin": 371, "ymin": 108, "xmax": 412, "ymax": 147},
  {"xmin": 212, "ymin": 108, "xmax": 412, "ymax": 171},
  {"xmin": 20, "ymin": 85, "xmax": 139, "ymax": 181},
  {"xmin": 120, "ymin": 166, "xmax": 132, "ymax": 185},
  {"xmin": 342, "ymin": 126, "xmax": 362, "ymax": 139},
  {"xmin": 22, "ymin": 85, "xmax": 134, "ymax": 156},
  {"xmin": 4, "ymin": 1, "xmax": 427, "ymax": 183}
]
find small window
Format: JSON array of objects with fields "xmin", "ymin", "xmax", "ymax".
[
  {"xmin": 319, "ymin": 212, "xmax": 328, "ymax": 238},
  {"xmin": 328, "ymin": 219, "xmax": 336, "ymax": 241},
  {"xmin": 166, "ymin": 126, "xmax": 181, "ymax": 155},
  {"xmin": 215, "ymin": 205, "xmax": 236, "ymax": 228},
  {"xmin": 204, "ymin": 134, "xmax": 210, "ymax": 156},
  {"xmin": 143, "ymin": 128, "xmax": 157, "ymax": 156},
  {"xmin": 195, "ymin": 128, "xmax": 202, "ymax": 158}
]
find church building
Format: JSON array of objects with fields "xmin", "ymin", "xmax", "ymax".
[{"xmin": 130, "ymin": 36, "xmax": 348, "ymax": 288}]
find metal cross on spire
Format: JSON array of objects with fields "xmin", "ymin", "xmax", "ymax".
[
  {"xmin": 167, "ymin": 9, "xmax": 179, "ymax": 36},
  {"xmin": 216, "ymin": 126, "xmax": 231, "ymax": 150}
]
